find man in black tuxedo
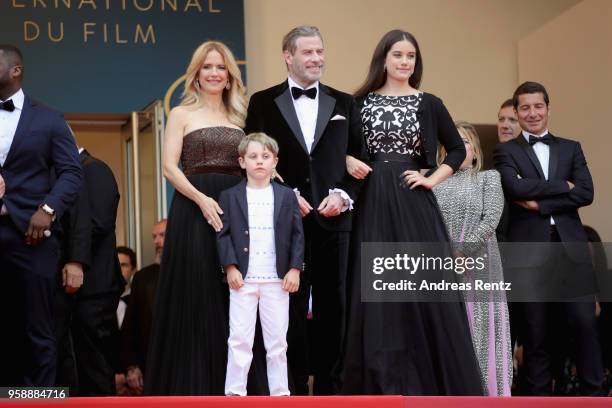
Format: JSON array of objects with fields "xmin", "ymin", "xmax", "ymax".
[
  {"xmin": 0, "ymin": 44, "xmax": 82, "ymax": 386},
  {"xmin": 494, "ymin": 81, "xmax": 604, "ymax": 395},
  {"xmin": 117, "ymin": 246, "xmax": 137, "ymax": 330},
  {"xmin": 121, "ymin": 219, "xmax": 166, "ymax": 395},
  {"xmin": 245, "ymin": 26, "xmax": 364, "ymax": 395},
  {"xmin": 55, "ymin": 147, "xmax": 123, "ymax": 395}
]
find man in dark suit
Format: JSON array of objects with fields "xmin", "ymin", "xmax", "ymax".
[
  {"xmin": 245, "ymin": 26, "xmax": 364, "ymax": 395},
  {"xmin": 54, "ymin": 159, "xmax": 91, "ymax": 391},
  {"xmin": 0, "ymin": 44, "xmax": 82, "ymax": 386},
  {"xmin": 55, "ymin": 146, "xmax": 124, "ymax": 395},
  {"xmin": 121, "ymin": 219, "xmax": 166, "ymax": 395},
  {"xmin": 494, "ymin": 81, "xmax": 604, "ymax": 395},
  {"xmin": 117, "ymin": 246, "xmax": 137, "ymax": 329},
  {"xmin": 495, "ymin": 98, "xmax": 521, "ymax": 244}
]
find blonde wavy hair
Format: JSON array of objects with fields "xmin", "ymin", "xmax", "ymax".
[
  {"xmin": 437, "ymin": 121, "xmax": 483, "ymax": 172},
  {"xmin": 181, "ymin": 41, "xmax": 247, "ymax": 128}
]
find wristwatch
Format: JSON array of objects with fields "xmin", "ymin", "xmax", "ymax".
[{"xmin": 39, "ymin": 203, "xmax": 56, "ymax": 220}]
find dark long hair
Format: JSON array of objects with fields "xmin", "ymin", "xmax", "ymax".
[{"xmin": 354, "ymin": 30, "xmax": 423, "ymax": 100}]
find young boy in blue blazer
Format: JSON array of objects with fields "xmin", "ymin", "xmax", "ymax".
[{"xmin": 217, "ymin": 132, "xmax": 304, "ymax": 396}]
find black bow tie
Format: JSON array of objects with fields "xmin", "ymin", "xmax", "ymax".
[
  {"xmin": 0, "ymin": 99, "xmax": 15, "ymax": 112},
  {"xmin": 528, "ymin": 134, "xmax": 551, "ymax": 145},
  {"xmin": 291, "ymin": 86, "xmax": 317, "ymax": 100}
]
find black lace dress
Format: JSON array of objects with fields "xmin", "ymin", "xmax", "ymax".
[
  {"xmin": 341, "ymin": 93, "xmax": 483, "ymax": 395},
  {"xmin": 145, "ymin": 126, "xmax": 244, "ymax": 395}
]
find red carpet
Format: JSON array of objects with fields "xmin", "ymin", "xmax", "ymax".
[{"xmin": 2, "ymin": 396, "xmax": 612, "ymax": 408}]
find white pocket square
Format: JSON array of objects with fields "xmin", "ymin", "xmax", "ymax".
[{"xmin": 331, "ymin": 114, "xmax": 346, "ymax": 121}]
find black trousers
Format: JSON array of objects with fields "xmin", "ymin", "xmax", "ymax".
[
  {"xmin": 522, "ymin": 228, "xmax": 605, "ymax": 396},
  {"xmin": 599, "ymin": 302, "xmax": 612, "ymax": 372},
  {"xmin": 308, "ymin": 222, "xmax": 349, "ymax": 395},
  {"xmin": 0, "ymin": 215, "xmax": 59, "ymax": 386},
  {"xmin": 55, "ymin": 290, "xmax": 120, "ymax": 396}
]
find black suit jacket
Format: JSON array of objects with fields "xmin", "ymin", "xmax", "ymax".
[
  {"xmin": 245, "ymin": 81, "xmax": 365, "ymax": 232},
  {"xmin": 216, "ymin": 180, "xmax": 304, "ymax": 279},
  {"xmin": 0, "ymin": 95, "xmax": 82, "ymax": 234},
  {"xmin": 121, "ymin": 263, "xmax": 160, "ymax": 371},
  {"xmin": 59, "ymin": 169, "xmax": 92, "ymax": 271},
  {"xmin": 494, "ymin": 133, "xmax": 593, "ymax": 264},
  {"xmin": 78, "ymin": 150, "xmax": 124, "ymax": 296}
]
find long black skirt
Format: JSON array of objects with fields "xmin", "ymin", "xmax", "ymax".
[
  {"xmin": 340, "ymin": 154, "xmax": 483, "ymax": 395},
  {"xmin": 145, "ymin": 173, "xmax": 240, "ymax": 395}
]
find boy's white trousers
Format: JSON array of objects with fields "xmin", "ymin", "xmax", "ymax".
[{"xmin": 225, "ymin": 281, "xmax": 289, "ymax": 396}]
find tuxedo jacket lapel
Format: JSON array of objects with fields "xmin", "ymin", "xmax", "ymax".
[
  {"xmin": 517, "ymin": 135, "xmax": 545, "ymax": 179},
  {"xmin": 547, "ymin": 133, "xmax": 559, "ymax": 180},
  {"xmin": 274, "ymin": 84, "xmax": 309, "ymax": 155},
  {"xmin": 311, "ymin": 85, "xmax": 336, "ymax": 153},
  {"xmin": 4, "ymin": 95, "xmax": 35, "ymax": 168}
]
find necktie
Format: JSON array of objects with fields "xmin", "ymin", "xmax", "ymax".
[
  {"xmin": 0, "ymin": 99, "xmax": 15, "ymax": 112},
  {"xmin": 291, "ymin": 86, "xmax": 317, "ymax": 100},
  {"xmin": 528, "ymin": 134, "xmax": 551, "ymax": 145}
]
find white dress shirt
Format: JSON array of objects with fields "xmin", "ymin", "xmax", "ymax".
[
  {"xmin": 288, "ymin": 76, "xmax": 318, "ymax": 153},
  {"xmin": 0, "ymin": 88, "xmax": 23, "ymax": 167},
  {"xmin": 522, "ymin": 129, "xmax": 554, "ymax": 225},
  {"xmin": 117, "ymin": 286, "xmax": 131, "ymax": 328},
  {"xmin": 0, "ymin": 88, "xmax": 24, "ymax": 214}
]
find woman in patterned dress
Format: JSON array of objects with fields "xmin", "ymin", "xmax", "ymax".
[
  {"xmin": 433, "ymin": 121, "xmax": 512, "ymax": 396},
  {"xmin": 340, "ymin": 30, "xmax": 483, "ymax": 395}
]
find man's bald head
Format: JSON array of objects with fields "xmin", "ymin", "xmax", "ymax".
[
  {"xmin": 0, "ymin": 45, "xmax": 23, "ymax": 67},
  {"xmin": 0, "ymin": 45, "xmax": 24, "ymax": 97}
]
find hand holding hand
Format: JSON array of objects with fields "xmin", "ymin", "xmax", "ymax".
[
  {"xmin": 318, "ymin": 192, "xmax": 345, "ymax": 217},
  {"xmin": 294, "ymin": 190, "xmax": 313, "ymax": 217}
]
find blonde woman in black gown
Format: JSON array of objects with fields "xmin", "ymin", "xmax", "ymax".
[
  {"xmin": 145, "ymin": 41, "xmax": 247, "ymax": 395},
  {"xmin": 341, "ymin": 30, "xmax": 483, "ymax": 395}
]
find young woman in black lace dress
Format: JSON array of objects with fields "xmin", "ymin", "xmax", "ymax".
[{"xmin": 341, "ymin": 30, "xmax": 483, "ymax": 395}]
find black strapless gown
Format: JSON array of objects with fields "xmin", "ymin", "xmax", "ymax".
[{"xmin": 145, "ymin": 127, "xmax": 244, "ymax": 395}]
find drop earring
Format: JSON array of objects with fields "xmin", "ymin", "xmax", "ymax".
[{"xmin": 226, "ymin": 81, "xmax": 231, "ymax": 90}]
